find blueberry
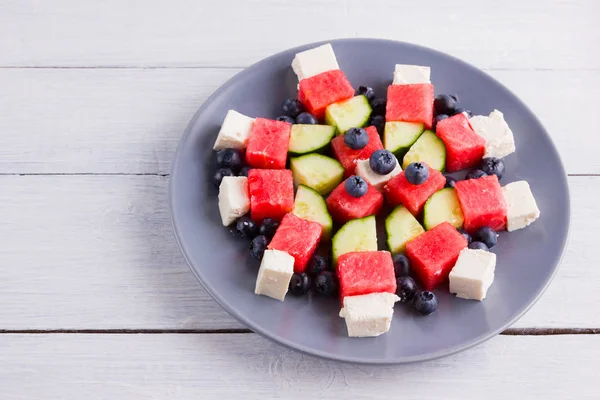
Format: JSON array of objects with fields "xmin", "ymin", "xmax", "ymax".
[
  {"xmin": 282, "ymin": 98, "xmax": 304, "ymax": 118},
  {"xmin": 238, "ymin": 166, "xmax": 251, "ymax": 177},
  {"xmin": 249, "ymin": 235, "xmax": 269, "ymax": 260},
  {"xmin": 413, "ymin": 291, "xmax": 439, "ymax": 315},
  {"xmin": 480, "ymin": 157, "xmax": 505, "ymax": 179},
  {"xmin": 368, "ymin": 115, "xmax": 385, "ymax": 135},
  {"xmin": 457, "ymin": 228, "xmax": 472, "ymax": 244},
  {"xmin": 289, "ymin": 273, "xmax": 311, "ymax": 296},
  {"xmin": 295, "ymin": 112, "xmax": 318, "ymax": 125},
  {"xmin": 370, "ymin": 98, "xmax": 387, "ymax": 116},
  {"xmin": 369, "ymin": 149, "xmax": 396, "ymax": 175},
  {"xmin": 276, "ymin": 115, "xmax": 295, "ymax": 124},
  {"xmin": 258, "ymin": 218, "xmax": 279, "ymax": 239},
  {"xmin": 444, "ymin": 174, "xmax": 457, "ymax": 188},
  {"xmin": 216, "ymin": 148, "xmax": 242, "ymax": 171},
  {"xmin": 344, "ymin": 175, "xmax": 368, "ymax": 197},
  {"xmin": 468, "ymin": 241, "xmax": 489, "ymax": 251},
  {"xmin": 434, "ymin": 94, "xmax": 457, "ymax": 115},
  {"xmin": 465, "ymin": 169, "xmax": 488, "ymax": 180},
  {"xmin": 454, "ymin": 108, "xmax": 473, "ymax": 118},
  {"xmin": 236, "ymin": 215, "xmax": 258, "ymax": 238},
  {"xmin": 433, "ymin": 114, "xmax": 449, "ymax": 130},
  {"xmin": 213, "ymin": 168, "xmax": 235, "ymax": 188},
  {"xmin": 344, "ymin": 127, "xmax": 369, "ymax": 150},
  {"xmin": 396, "ymin": 276, "xmax": 418, "ymax": 304},
  {"xmin": 404, "ymin": 162, "xmax": 429, "ymax": 185},
  {"xmin": 474, "ymin": 226, "xmax": 498, "ymax": 249},
  {"xmin": 307, "ymin": 254, "xmax": 329, "ymax": 277},
  {"xmin": 314, "ymin": 271, "xmax": 338, "ymax": 296},
  {"xmin": 356, "ymin": 86, "xmax": 376, "ymax": 102},
  {"xmin": 393, "ymin": 254, "xmax": 411, "ymax": 277}
]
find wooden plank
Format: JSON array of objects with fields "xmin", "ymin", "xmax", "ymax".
[
  {"xmin": 0, "ymin": 334, "xmax": 597, "ymax": 399},
  {"xmin": 1, "ymin": 0, "xmax": 598, "ymax": 69},
  {"xmin": 0, "ymin": 175, "xmax": 596, "ymax": 330},
  {"xmin": 0, "ymin": 68, "xmax": 598, "ymax": 175}
]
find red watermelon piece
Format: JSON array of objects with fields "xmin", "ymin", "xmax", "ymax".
[
  {"xmin": 337, "ymin": 251, "xmax": 397, "ymax": 299},
  {"xmin": 298, "ymin": 70, "xmax": 354, "ymax": 120},
  {"xmin": 245, "ymin": 118, "xmax": 291, "ymax": 169},
  {"xmin": 435, "ymin": 113, "xmax": 485, "ymax": 172},
  {"xmin": 384, "ymin": 164, "xmax": 445, "ymax": 215},
  {"xmin": 386, "ymin": 84, "xmax": 434, "ymax": 129},
  {"xmin": 331, "ymin": 126, "xmax": 383, "ymax": 176},
  {"xmin": 268, "ymin": 213, "xmax": 322, "ymax": 273},
  {"xmin": 326, "ymin": 178, "xmax": 384, "ymax": 223},
  {"xmin": 454, "ymin": 175, "xmax": 507, "ymax": 232},
  {"xmin": 247, "ymin": 169, "xmax": 294, "ymax": 222},
  {"xmin": 406, "ymin": 222, "xmax": 468, "ymax": 290}
]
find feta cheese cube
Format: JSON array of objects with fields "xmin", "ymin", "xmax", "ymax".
[
  {"xmin": 469, "ymin": 110, "xmax": 516, "ymax": 159},
  {"xmin": 392, "ymin": 64, "xmax": 431, "ymax": 85},
  {"xmin": 449, "ymin": 248, "xmax": 496, "ymax": 301},
  {"xmin": 291, "ymin": 43, "xmax": 340, "ymax": 82},
  {"xmin": 213, "ymin": 110, "xmax": 255, "ymax": 150},
  {"xmin": 502, "ymin": 181, "xmax": 541, "ymax": 231},
  {"xmin": 339, "ymin": 292, "xmax": 400, "ymax": 337},
  {"xmin": 355, "ymin": 157, "xmax": 402, "ymax": 191},
  {"xmin": 218, "ymin": 176, "xmax": 250, "ymax": 226},
  {"xmin": 254, "ymin": 249, "xmax": 295, "ymax": 301}
]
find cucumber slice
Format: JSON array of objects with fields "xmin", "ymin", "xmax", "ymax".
[
  {"xmin": 290, "ymin": 154, "xmax": 344, "ymax": 195},
  {"xmin": 384, "ymin": 121, "xmax": 424, "ymax": 160},
  {"xmin": 288, "ymin": 124, "xmax": 336, "ymax": 155},
  {"xmin": 423, "ymin": 188, "xmax": 464, "ymax": 230},
  {"xmin": 386, "ymin": 205, "xmax": 425, "ymax": 254},
  {"xmin": 292, "ymin": 185, "xmax": 333, "ymax": 240},
  {"xmin": 402, "ymin": 130, "xmax": 446, "ymax": 172},
  {"xmin": 332, "ymin": 216, "xmax": 378, "ymax": 265},
  {"xmin": 325, "ymin": 95, "xmax": 372, "ymax": 135}
]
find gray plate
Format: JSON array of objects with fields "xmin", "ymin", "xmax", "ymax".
[{"xmin": 169, "ymin": 39, "xmax": 570, "ymax": 364}]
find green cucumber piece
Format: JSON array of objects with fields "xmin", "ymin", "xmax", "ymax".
[
  {"xmin": 386, "ymin": 205, "xmax": 425, "ymax": 254},
  {"xmin": 332, "ymin": 216, "xmax": 378, "ymax": 265},
  {"xmin": 290, "ymin": 154, "xmax": 344, "ymax": 196},
  {"xmin": 288, "ymin": 124, "xmax": 335, "ymax": 155},
  {"xmin": 423, "ymin": 188, "xmax": 464, "ymax": 230},
  {"xmin": 325, "ymin": 95, "xmax": 372, "ymax": 135},
  {"xmin": 384, "ymin": 121, "xmax": 425, "ymax": 160},
  {"xmin": 292, "ymin": 185, "xmax": 333, "ymax": 240},
  {"xmin": 402, "ymin": 130, "xmax": 446, "ymax": 172}
]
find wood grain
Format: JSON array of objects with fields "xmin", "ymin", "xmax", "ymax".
[
  {"xmin": 0, "ymin": 333, "xmax": 598, "ymax": 399},
  {"xmin": 1, "ymin": 68, "xmax": 598, "ymax": 175},
  {"xmin": 0, "ymin": 175, "xmax": 596, "ymax": 330},
  {"xmin": 1, "ymin": 0, "xmax": 598, "ymax": 70}
]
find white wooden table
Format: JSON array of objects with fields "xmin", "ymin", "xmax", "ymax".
[{"xmin": 1, "ymin": 1, "xmax": 599, "ymax": 398}]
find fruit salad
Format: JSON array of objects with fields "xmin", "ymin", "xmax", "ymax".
[{"xmin": 212, "ymin": 43, "xmax": 541, "ymax": 338}]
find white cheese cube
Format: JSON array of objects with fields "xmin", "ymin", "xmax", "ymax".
[
  {"xmin": 502, "ymin": 181, "xmax": 541, "ymax": 232},
  {"xmin": 213, "ymin": 110, "xmax": 255, "ymax": 150},
  {"xmin": 254, "ymin": 250, "xmax": 295, "ymax": 301},
  {"xmin": 392, "ymin": 64, "xmax": 431, "ymax": 85},
  {"xmin": 469, "ymin": 110, "xmax": 516, "ymax": 159},
  {"xmin": 355, "ymin": 157, "xmax": 402, "ymax": 191},
  {"xmin": 291, "ymin": 43, "xmax": 340, "ymax": 81},
  {"xmin": 217, "ymin": 176, "xmax": 250, "ymax": 226},
  {"xmin": 339, "ymin": 292, "xmax": 400, "ymax": 337},
  {"xmin": 449, "ymin": 249, "xmax": 496, "ymax": 301}
]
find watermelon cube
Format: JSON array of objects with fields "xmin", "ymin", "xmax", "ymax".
[
  {"xmin": 386, "ymin": 84, "xmax": 434, "ymax": 129},
  {"xmin": 248, "ymin": 169, "xmax": 294, "ymax": 222},
  {"xmin": 337, "ymin": 251, "xmax": 397, "ymax": 299},
  {"xmin": 268, "ymin": 213, "xmax": 322, "ymax": 273},
  {"xmin": 384, "ymin": 164, "xmax": 446, "ymax": 215},
  {"xmin": 435, "ymin": 113, "xmax": 485, "ymax": 172},
  {"xmin": 454, "ymin": 175, "xmax": 507, "ymax": 232},
  {"xmin": 326, "ymin": 178, "xmax": 384, "ymax": 223},
  {"xmin": 298, "ymin": 70, "xmax": 354, "ymax": 120},
  {"xmin": 406, "ymin": 222, "xmax": 468, "ymax": 290},
  {"xmin": 245, "ymin": 118, "xmax": 291, "ymax": 169},
  {"xmin": 331, "ymin": 126, "xmax": 383, "ymax": 176}
]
